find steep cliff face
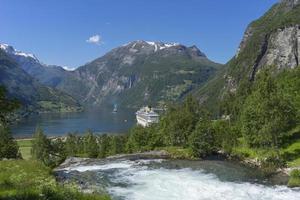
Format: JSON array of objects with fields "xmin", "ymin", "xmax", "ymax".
[
  {"xmin": 232, "ymin": 0, "xmax": 300, "ymax": 85},
  {"xmin": 196, "ymin": 0, "xmax": 300, "ymax": 114},
  {"xmin": 259, "ymin": 25, "xmax": 299, "ymax": 70}
]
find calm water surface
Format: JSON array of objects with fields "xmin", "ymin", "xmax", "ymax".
[{"xmin": 11, "ymin": 108, "xmax": 136, "ymax": 138}]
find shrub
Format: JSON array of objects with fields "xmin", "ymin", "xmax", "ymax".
[{"xmin": 288, "ymin": 169, "xmax": 300, "ymax": 188}]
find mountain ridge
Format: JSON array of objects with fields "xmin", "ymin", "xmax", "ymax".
[
  {"xmin": 0, "ymin": 48, "xmax": 82, "ymax": 116},
  {"xmin": 196, "ymin": 0, "xmax": 300, "ymax": 115},
  {"xmin": 65, "ymin": 40, "xmax": 221, "ymax": 107},
  {"xmin": 1, "ymin": 40, "xmax": 221, "ymax": 109}
]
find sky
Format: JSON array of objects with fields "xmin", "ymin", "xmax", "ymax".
[{"xmin": 0, "ymin": 0, "xmax": 278, "ymax": 69}]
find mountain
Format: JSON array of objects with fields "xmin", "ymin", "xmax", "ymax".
[
  {"xmin": 55, "ymin": 40, "xmax": 221, "ymax": 108},
  {"xmin": 196, "ymin": 0, "xmax": 300, "ymax": 114},
  {"xmin": 0, "ymin": 44, "xmax": 73, "ymax": 88},
  {"xmin": 0, "ymin": 48, "xmax": 81, "ymax": 114}
]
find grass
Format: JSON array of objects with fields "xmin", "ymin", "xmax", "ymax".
[
  {"xmin": 231, "ymin": 138, "xmax": 271, "ymax": 160},
  {"xmin": 288, "ymin": 169, "xmax": 300, "ymax": 187},
  {"xmin": 156, "ymin": 146, "xmax": 195, "ymax": 159},
  {"xmin": 16, "ymin": 139, "xmax": 33, "ymax": 160},
  {"xmin": 282, "ymin": 139, "xmax": 300, "ymax": 167},
  {"xmin": 0, "ymin": 160, "xmax": 111, "ymax": 200}
]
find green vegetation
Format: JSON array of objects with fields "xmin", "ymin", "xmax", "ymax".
[
  {"xmin": 156, "ymin": 147, "xmax": 195, "ymax": 159},
  {"xmin": 288, "ymin": 169, "xmax": 300, "ymax": 188},
  {"xmin": 0, "ymin": 160, "xmax": 110, "ymax": 200},
  {"xmin": 240, "ymin": 68, "xmax": 296, "ymax": 148},
  {"xmin": 0, "ymin": 126, "xmax": 20, "ymax": 160},
  {"xmin": 111, "ymin": 53, "xmax": 221, "ymax": 108},
  {"xmin": 0, "ymin": 86, "xmax": 110, "ymax": 199},
  {"xmin": 197, "ymin": 2, "xmax": 300, "ymax": 116},
  {"xmin": 0, "ymin": 86, "xmax": 20, "ymax": 160},
  {"xmin": 16, "ymin": 139, "xmax": 32, "ymax": 160}
]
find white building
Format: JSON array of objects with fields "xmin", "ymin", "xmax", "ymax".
[{"xmin": 136, "ymin": 106, "xmax": 159, "ymax": 127}]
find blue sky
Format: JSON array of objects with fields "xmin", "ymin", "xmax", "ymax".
[{"xmin": 0, "ymin": 0, "xmax": 278, "ymax": 69}]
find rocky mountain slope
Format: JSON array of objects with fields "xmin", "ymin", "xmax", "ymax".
[
  {"xmin": 0, "ymin": 48, "xmax": 81, "ymax": 114},
  {"xmin": 1, "ymin": 41, "xmax": 221, "ymax": 109},
  {"xmin": 0, "ymin": 44, "xmax": 72, "ymax": 88},
  {"xmin": 196, "ymin": 0, "xmax": 300, "ymax": 114},
  {"xmin": 57, "ymin": 41, "xmax": 221, "ymax": 108}
]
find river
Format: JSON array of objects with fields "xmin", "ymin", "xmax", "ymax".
[
  {"xmin": 56, "ymin": 158, "xmax": 300, "ymax": 200},
  {"xmin": 11, "ymin": 108, "xmax": 136, "ymax": 138}
]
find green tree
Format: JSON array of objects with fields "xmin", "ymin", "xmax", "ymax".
[
  {"xmin": 110, "ymin": 135, "xmax": 127, "ymax": 155},
  {"xmin": 126, "ymin": 126, "xmax": 154, "ymax": 153},
  {"xmin": 65, "ymin": 133, "xmax": 80, "ymax": 156},
  {"xmin": 159, "ymin": 96, "xmax": 202, "ymax": 146},
  {"xmin": 0, "ymin": 124, "xmax": 20, "ymax": 159},
  {"xmin": 51, "ymin": 137, "xmax": 67, "ymax": 162},
  {"xmin": 0, "ymin": 86, "xmax": 20, "ymax": 124},
  {"xmin": 31, "ymin": 127, "xmax": 52, "ymax": 166},
  {"xmin": 99, "ymin": 134, "xmax": 111, "ymax": 158},
  {"xmin": 240, "ymin": 69, "xmax": 296, "ymax": 148},
  {"xmin": 83, "ymin": 130, "xmax": 98, "ymax": 158},
  {"xmin": 213, "ymin": 120, "xmax": 238, "ymax": 154},
  {"xmin": 189, "ymin": 112, "xmax": 216, "ymax": 157},
  {"xmin": 0, "ymin": 86, "xmax": 20, "ymax": 159}
]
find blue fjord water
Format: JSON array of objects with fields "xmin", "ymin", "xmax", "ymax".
[{"xmin": 11, "ymin": 108, "xmax": 136, "ymax": 138}]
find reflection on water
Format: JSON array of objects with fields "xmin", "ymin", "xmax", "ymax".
[{"xmin": 11, "ymin": 108, "xmax": 136, "ymax": 138}]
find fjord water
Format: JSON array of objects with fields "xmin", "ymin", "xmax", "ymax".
[
  {"xmin": 60, "ymin": 159, "xmax": 300, "ymax": 200},
  {"xmin": 11, "ymin": 108, "xmax": 136, "ymax": 138}
]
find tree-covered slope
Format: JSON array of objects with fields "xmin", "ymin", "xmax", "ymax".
[
  {"xmin": 0, "ymin": 49, "xmax": 81, "ymax": 114},
  {"xmin": 0, "ymin": 43, "xmax": 75, "ymax": 88},
  {"xmin": 196, "ymin": 0, "xmax": 300, "ymax": 115}
]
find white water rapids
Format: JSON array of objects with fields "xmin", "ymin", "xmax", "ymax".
[{"xmin": 62, "ymin": 159, "xmax": 300, "ymax": 200}]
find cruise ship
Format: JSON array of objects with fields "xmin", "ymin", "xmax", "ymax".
[{"xmin": 136, "ymin": 106, "xmax": 159, "ymax": 127}]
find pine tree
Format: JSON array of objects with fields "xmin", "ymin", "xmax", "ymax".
[
  {"xmin": 31, "ymin": 127, "xmax": 52, "ymax": 165},
  {"xmin": 83, "ymin": 131, "xmax": 98, "ymax": 158},
  {"xmin": 0, "ymin": 86, "xmax": 20, "ymax": 159},
  {"xmin": 0, "ymin": 124, "xmax": 20, "ymax": 159}
]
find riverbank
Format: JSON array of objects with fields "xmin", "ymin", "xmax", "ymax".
[
  {"xmin": 15, "ymin": 135, "xmax": 300, "ymax": 188},
  {"xmin": 0, "ymin": 159, "xmax": 111, "ymax": 200},
  {"xmin": 53, "ymin": 155, "xmax": 300, "ymax": 200}
]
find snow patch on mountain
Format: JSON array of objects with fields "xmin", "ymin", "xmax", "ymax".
[
  {"xmin": 0, "ymin": 43, "xmax": 38, "ymax": 61},
  {"xmin": 145, "ymin": 41, "xmax": 180, "ymax": 51}
]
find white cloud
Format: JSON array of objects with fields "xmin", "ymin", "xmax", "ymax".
[{"xmin": 86, "ymin": 34, "xmax": 102, "ymax": 45}]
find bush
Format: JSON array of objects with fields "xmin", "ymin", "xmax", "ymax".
[
  {"xmin": 260, "ymin": 151, "xmax": 286, "ymax": 176},
  {"xmin": 189, "ymin": 118, "xmax": 216, "ymax": 158},
  {"xmin": 288, "ymin": 169, "xmax": 300, "ymax": 188},
  {"xmin": 0, "ymin": 125, "xmax": 20, "ymax": 159}
]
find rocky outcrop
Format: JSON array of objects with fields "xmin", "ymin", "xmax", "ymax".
[
  {"xmin": 55, "ymin": 150, "xmax": 170, "ymax": 171},
  {"xmin": 234, "ymin": 25, "xmax": 299, "ymax": 84},
  {"xmin": 280, "ymin": 0, "xmax": 300, "ymax": 9},
  {"xmin": 258, "ymin": 25, "xmax": 299, "ymax": 70}
]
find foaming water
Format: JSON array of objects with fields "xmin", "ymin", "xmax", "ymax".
[{"xmin": 60, "ymin": 159, "xmax": 300, "ymax": 200}]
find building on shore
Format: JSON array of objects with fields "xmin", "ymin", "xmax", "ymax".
[{"xmin": 136, "ymin": 106, "xmax": 159, "ymax": 127}]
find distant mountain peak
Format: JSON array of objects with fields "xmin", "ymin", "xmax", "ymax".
[
  {"xmin": 120, "ymin": 40, "xmax": 206, "ymax": 57},
  {"xmin": 124, "ymin": 40, "xmax": 181, "ymax": 52},
  {"xmin": 0, "ymin": 43, "xmax": 39, "ymax": 61}
]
